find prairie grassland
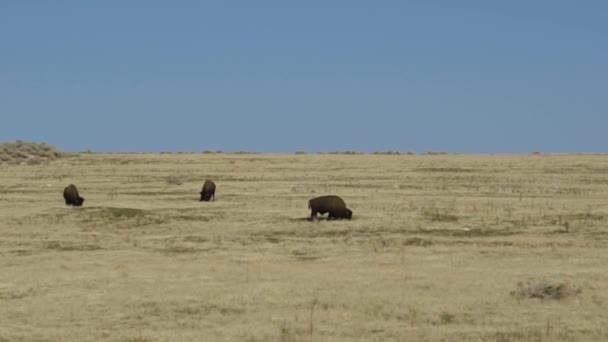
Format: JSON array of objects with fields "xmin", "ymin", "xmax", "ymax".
[{"xmin": 1, "ymin": 153, "xmax": 608, "ymax": 341}]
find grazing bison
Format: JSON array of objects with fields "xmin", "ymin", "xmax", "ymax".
[
  {"xmin": 63, "ymin": 184, "xmax": 84, "ymax": 207},
  {"xmin": 308, "ymin": 195, "xmax": 352, "ymax": 220},
  {"xmin": 200, "ymin": 180, "xmax": 216, "ymax": 201}
]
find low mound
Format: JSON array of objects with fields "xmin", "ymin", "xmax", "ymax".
[{"xmin": 0, "ymin": 140, "xmax": 74, "ymax": 165}]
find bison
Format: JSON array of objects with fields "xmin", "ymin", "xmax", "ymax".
[
  {"xmin": 200, "ymin": 180, "xmax": 216, "ymax": 201},
  {"xmin": 63, "ymin": 184, "xmax": 84, "ymax": 207},
  {"xmin": 308, "ymin": 195, "xmax": 352, "ymax": 220}
]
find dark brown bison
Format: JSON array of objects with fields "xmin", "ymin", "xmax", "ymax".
[
  {"xmin": 308, "ymin": 195, "xmax": 352, "ymax": 220},
  {"xmin": 63, "ymin": 184, "xmax": 84, "ymax": 207},
  {"xmin": 200, "ymin": 180, "xmax": 216, "ymax": 201}
]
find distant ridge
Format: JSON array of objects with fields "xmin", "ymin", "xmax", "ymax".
[{"xmin": 0, "ymin": 140, "xmax": 74, "ymax": 165}]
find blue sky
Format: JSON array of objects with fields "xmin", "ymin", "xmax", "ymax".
[{"xmin": 1, "ymin": 1, "xmax": 606, "ymax": 153}]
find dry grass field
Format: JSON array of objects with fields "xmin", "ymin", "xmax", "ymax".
[{"xmin": 1, "ymin": 153, "xmax": 608, "ymax": 341}]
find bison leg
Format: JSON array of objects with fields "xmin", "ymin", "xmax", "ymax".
[{"xmin": 311, "ymin": 210, "xmax": 318, "ymax": 221}]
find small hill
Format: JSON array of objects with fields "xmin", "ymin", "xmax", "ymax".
[{"xmin": 0, "ymin": 140, "xmax": 75, "ymax": 165}]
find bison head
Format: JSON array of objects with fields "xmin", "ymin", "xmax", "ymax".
[
  {"xmin": 74, "ymin": 197, "xmax": 85, "ymax": 206},
  {"xmin": 345, "ymin": 209, "xmax": 353, "ymax": 220}
]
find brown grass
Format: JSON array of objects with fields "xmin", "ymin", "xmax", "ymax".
[{"xmin": 1, "ymin": 153, "xmax": 608, "ymax": 341}]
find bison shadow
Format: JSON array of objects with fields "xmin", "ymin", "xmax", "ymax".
[{"xmin": 291, "ymin": 217, "xmax": 353, "ymax": 222}]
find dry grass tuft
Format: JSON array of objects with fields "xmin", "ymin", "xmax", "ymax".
[
  {"xmin": 403, "ymin": 237, "xmax": 433, "ymax": 246},
  {"xmin": 420, "ymin": 206, "xmax": 459, "ymax": 222},
  {"xmin": 511, "ymin": 280, "xmax": 581, "ymax": 300},
  {"xmin": 165, "ymin": 175, "xmax": 185, "ymax": 185},
  {"xmin": 121, "ymin": 337, "xmax": 155, "ymax": 342},
  {"xmin": 43, "ymin": 240, "xmax": 103, "ymax": 251},
  {"xmin": 0, "ymin": 287, "xmax": 37, "ymax": 300}
]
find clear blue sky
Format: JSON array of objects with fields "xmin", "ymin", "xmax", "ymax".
[{"xmin": 1, "ymin": 1, "xmax": 606, "ymax": 153}]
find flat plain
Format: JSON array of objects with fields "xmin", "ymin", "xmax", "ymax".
[{"xmin": 1, "ymin": 153, "xmax": 608, "ymax": 341}]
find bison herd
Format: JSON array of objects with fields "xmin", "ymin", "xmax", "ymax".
[{"xmin": 63, "ymin": 181, "xmax": 353, "ymax": 221}]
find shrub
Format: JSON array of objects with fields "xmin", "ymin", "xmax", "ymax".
[
  {"xmin": 372, "ymin": 150, "xmax": 402, "ymax": 155},
  {"xmin": 231, "ymin": 151, "xmax": 261, "ymax": 154},
  {"xmin": 327, "ymin": 150, "xmax": 364, "ymax": 155}
]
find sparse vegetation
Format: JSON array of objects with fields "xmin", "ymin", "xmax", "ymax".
[
  {"xmin": 326, "ymin": 150, "xmax": 364, "ymax": 154},
  {"xmin": 43, "ymin": 240, "xmax": 103, "ymax": 251},
  {"xmin": 0, "ymin": 153, "xmax": 607, "ymax": 341},
  {"xmin": 371, "ymin": 150, "xmax": 403, "ymax": 155},
  {"xmin": 420, "ymin": 206, "xmax": 459, "ymax": 222},
  {"xmin": 231, "ymin": 150, "xmax": 261, "ymax": 154},
  {"xmin": 165, "ymin": 175, "xmax": 185, "ymax": 185},
  {"xmin": 511, "ymin": 280, "xmax": 581, "ymax": 300}
]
